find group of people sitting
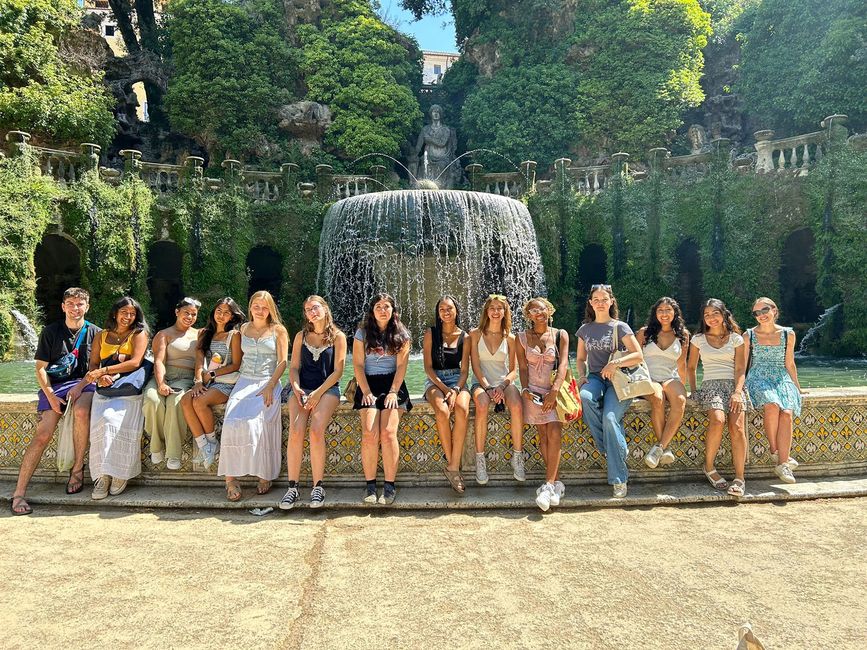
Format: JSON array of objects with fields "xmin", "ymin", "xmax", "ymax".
[{"xmin": 10, "ymin": 284, "xmax": 803, "ymax": 515}]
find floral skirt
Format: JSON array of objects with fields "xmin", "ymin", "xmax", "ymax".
[{"xmin": 693, "ymin": 379, "xmax": 752, "ymax": 412}]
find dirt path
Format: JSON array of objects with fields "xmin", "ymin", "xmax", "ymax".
[{"xmin": 2, "ymin": 499, "xmax": 865, "ymax": 649}]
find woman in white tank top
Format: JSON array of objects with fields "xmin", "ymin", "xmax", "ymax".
[
  {"xmin": 635, "ymin": 297, "xmax": 690, "ymax": 470},
  {"xmin": 468, "ymin": 295, "xmax": 525, "ymax": 486}
]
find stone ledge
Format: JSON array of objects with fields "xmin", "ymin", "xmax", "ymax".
[{"xmin": 3, "ymin": 475, "xmax": 866, "ymax": 512}]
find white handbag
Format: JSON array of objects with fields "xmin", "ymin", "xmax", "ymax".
[{"xmin": 609, "ymin": 322, "xmax": 658, "ymax": 400}]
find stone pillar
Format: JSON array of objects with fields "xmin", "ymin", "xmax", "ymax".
[
  {"xmin": 183, "ymin": 156, "xmax": 205, "ymax": 188},
  {"xmin": 611, "ymin": 152, "xmax": 629, "ymax": 176},
  {"xmin": 647, "ymin": 147, "xmax": 669, "ymax": 175},
  {"xmin": 821, "ymin": 114, "xmax": 848, "ymax": 149},
  {"xmin": 315, "ymin": 164, "xmax": 333, "ymax": 200},
  {"xmin": 119, "ymin": 149, "xmax": 142, "ymax": 179},
  {"xmin": 281, "ymin": 162, "xmax": 299, "ymax": 196},
  {"xmin": 5, "ymin": 131, "xmax": 31, "ymax": 158},
  {"xmin": 79, "ymin": 143, "xmax": 101, "ymax": 172},
  {"xmin": 298, "ymin": 182, "xmax": 317, "ymax": 203},
  {"xmin": 553, "ymin": 158, "xmax": 571, "ymax": 192},
  {"xmin": 520, "ymin": 160, "xmax": 537, "ymax": 193},
  {"xmin": 221, "ymin": 159, "xmax": 242, "ymax": 190},
  {"xmin": 753, "ymin": 130, "xmax": 775, "ymax": 173},
  {"xmin": 465, "ymin": 163, "xmax": 484, "ymax": 192}
]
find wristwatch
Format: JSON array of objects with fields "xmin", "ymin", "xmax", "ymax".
[{"xmin": 208, "ymin": 370, "xmax": 217, "ymax": 382}]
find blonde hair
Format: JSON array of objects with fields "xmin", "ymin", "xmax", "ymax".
[
  {"xmin": 522, "ymin": 297, "xmax": 556, "ymax": 323},
  {"xmin": 303, "ymin": 295, "xmax": 340, "ymax": 344},
  {"xmin": 753, "ymin": 296, "xmax": 779, "ymax": 319},
  {"xmin": 248, "ymin": 290, "xmax": 283, "ymax": 326},
  {"xmin": 477, "ymin": 295, "xmax": 512, "ymax": 335}
]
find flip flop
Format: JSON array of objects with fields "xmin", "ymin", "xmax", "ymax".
[
  {"xmin": 66, "ymin": 467, "xmax": 85, "ymax": 495},
  {"xmin": 256, "ymin": 480, "xmax": 273, "ymax": 495},
  {"xmin": 11, "ymin": 495, "xmax": 33, "ymax": 516},
  {"xmin": 226, "ymin": 480, "xmax": 242, "ymax": 502}
]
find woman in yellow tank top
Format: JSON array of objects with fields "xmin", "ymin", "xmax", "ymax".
[
  {"xmin": 85, "ymin": 297, "xmax": 150, "ymax": 500},
  {"xmin": 143, "ymin": 297, "xmax": 201, "ymax": 470}
]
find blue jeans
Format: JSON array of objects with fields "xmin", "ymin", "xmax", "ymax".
[{"xmin": 579, "ymin": 373, "xmax": 633, "ymax": 485}]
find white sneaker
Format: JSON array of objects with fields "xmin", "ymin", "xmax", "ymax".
[
  {"xmin": 475, "ymin": 453, "xmax": 489, "ymax": 485},
  {"xmin": 108, "ymin": 479, "xmax": 128, "ymax": 496},
  {"xmin": 511, "ymin": 450, "xmax": 526, "ymax": 482},
  {"xmin": 310, "ymin": 485, "xmax": 325, "ymax": 508},
  {"xmin": 150, "ymin": 451, "xmax": 165, "ymax": 464},
  {"xmin": 279, "ymin": 486, "xmax": 299, "ymax": 510},
  {"xmin": 91, "ymin": 475, "xmax": 111, "ymax": 500},
  {"xmin": 770, "ymin": 451, "xmax": 799, "ymax": 468},
  {"xmin": 535, "ymin": 483, "xmax": 554, "ymax": 511},
  {"xmin": 166, "ymin": 458, "xmax": 182, "ymax": 470},
  {"xmin": 659, "ymin": 449, "xmax": 676, "ymax": 466},
  {"xmin": 550, "ymin": 480, "xmax": 565, "ymax": 507},
  {"xmin": 612, "ymin": 482, "xmax": 628, "ymax": 498},
  {"xmin": 644, "ymin": 444, "xmax": 664, "ymax": 468},
  {"xmin": 774, "ymin": 463, "xmax": 796, "ymax": 484}
]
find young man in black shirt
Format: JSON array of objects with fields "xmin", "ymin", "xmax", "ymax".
[{"xmin": 11, "ymin": 288, "xmax": 102, "ymax": 515}]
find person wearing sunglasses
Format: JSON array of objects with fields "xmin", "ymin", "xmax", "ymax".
[
  {"xmin": 575, "ymin": 284, "xmax": 645, "ymax": 499},
  {"xmin": 745, "ymin": 297, "xmax": 803, "ymax": 483},
  {"xmin": 143, "ymin": 297, "xmax": 202, "ymax": 471}
]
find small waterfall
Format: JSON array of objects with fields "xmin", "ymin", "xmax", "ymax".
[
  {"xmin": 317, "ymin": 189, "xmax": 547, "ymax": 344},
  {"xmin": 9, "ymin": 309, "xmax": 38, "ymax": 359},
  {"xmin": 797, "ymin": 303, "xmax": 841, "ymax": 355}
]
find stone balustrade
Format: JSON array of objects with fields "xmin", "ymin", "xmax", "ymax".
[
  {"xmin": 1, "ymin": 114, "xmax": 857, "ymax": 203},
  {"xmin": 1, "ymin": 388, "xmax": 864, "ymax": 488}
]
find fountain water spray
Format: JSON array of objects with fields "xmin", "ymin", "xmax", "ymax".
[
  {"xmin": 9, "ymin": 309, "xmax": 38, "ymax": 359},
  {"xmin": 797, "ymin": 303, "xmax": 841, "ymax": 355}
]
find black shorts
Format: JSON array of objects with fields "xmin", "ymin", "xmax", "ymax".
[{"xmin": 353, "ymin": 372, "xmax": 412, "ymax": 411}]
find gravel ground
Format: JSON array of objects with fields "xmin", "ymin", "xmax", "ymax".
[{"xmin": 2, "ymin": 498, "xmax": 865, "ymax": 649}]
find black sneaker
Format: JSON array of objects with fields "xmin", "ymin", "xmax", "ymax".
[
  {"xmin": 363, "ymin": 483, "xmax": 378, "ymax": 504},
  {"xmin": 279, "ymin": 486, "xmax": 299, "ymax": 510},
  {"xmin": 378, "ymin": 484, "xmax": 396, "ymax": 505},
  {"xmin": 310, "ymin": 485, "xmax": 325, "ymax": 508}
]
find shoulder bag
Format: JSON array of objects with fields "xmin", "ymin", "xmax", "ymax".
[
  {"xmin": 551, "ymin": 329, "xmax": 582, "ymax": 422},
  {"xmin": 609, "ymin": 322, "xmax": 657, "ymax": 401},
  {"xmin": 46, "ymin": 321, "xmax": 91, "ymax": 380},
  {"xmin": 96, "ymin": 331, "xmax": 153, "ymax": 397}
]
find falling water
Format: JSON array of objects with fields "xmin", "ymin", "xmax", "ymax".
[
  {"xmin": 317, "ymin": 189, "xmax": 546, "ymax": 343},
  {"xmin": 9, "ymin": 309, "xmax": 38, "ymax": 358},
  {"xmin": 797, "ymin": 303, "xmax": 842, "ymax": 355}
]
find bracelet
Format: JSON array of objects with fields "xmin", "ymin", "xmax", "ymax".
[{"xmin": 388, "ymin": 390, "xmax": 398, "ymax": 395}]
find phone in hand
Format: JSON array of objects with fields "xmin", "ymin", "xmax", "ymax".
[{"xmin": 530, "ymin": 392, "xmax": 544, "ymax": 406}]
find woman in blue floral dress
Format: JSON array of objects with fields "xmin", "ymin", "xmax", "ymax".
[{"xmin": 745, "ymin": 297, "xmax": 803, "ymax": 484}]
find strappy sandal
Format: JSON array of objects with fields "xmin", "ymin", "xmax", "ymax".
[
  {"xmin": 11, "ymin": 495, "xmax": 33, "ymax": 516},
  {"xmin": 727, "ymin": 478, "xmax": 745, "ymax": 497},
  {"xmin": 256, "ymin": 480, "xmax": 273, "ymax": 495},
  {"xmin": 443, "ymin": 467, "xmax": 465, "ymax": 494},
  {"xmin": 703, "ymin": 468, "xmax": 728, "ymax": 490},
  {"xmin": 66, "ymin": 467, "xmax": 85, "ymax": 495},
  {"xmin": 226, "ymin": 480, "xmax": 242, "ymax": 502}
]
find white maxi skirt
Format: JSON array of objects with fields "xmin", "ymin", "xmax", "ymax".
[
  {"xmin": 89, "ymin": 393, "xmax": 144, "ymax": 480},
  {"xmin": 217, "ymin": 377, "xmax": 282, "ymax": 480}
]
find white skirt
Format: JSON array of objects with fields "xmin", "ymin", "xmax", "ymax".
[
  {"xmin": 89, "ymin": 393, "xmax": 144, "ymax": 481},
  {"xmin": 217, "ymin": 376, "xmax": 282, "ymax": 480}
]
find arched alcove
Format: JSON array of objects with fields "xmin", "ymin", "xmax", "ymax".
[
  {"xmin": 779, "ymin": 228, "xmax": 821, "ymax": 324},
  {"xmin": 246, "ymin": 246, "xmax": 283, "ymax": 299},
  {"xmin": 147, "ymin": 241, "xmax": 184, "ymax": 329},
  {"xmin": 675, "ymin": 239, "xmax": 704, "ymax": 326},
  {"xmin": 577, "ymin": 244, "xmax": 607, "ymax": 297},
  {"xmin": 34, "ymin": 234, "xmax": 82, "ymax": 323}
]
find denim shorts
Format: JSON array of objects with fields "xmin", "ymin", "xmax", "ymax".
[
  {"xmin": 424, "ymin": 368, "xmax": 468, "ymax": 394},
  {"xmin": 281, "ymin": 384, "xmax": 340, "ymax": 403}
]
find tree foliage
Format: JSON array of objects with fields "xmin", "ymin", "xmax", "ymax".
[
  {"xmin": 0, "ymin": 0, "xmax": 116, "ymax": 145},
  {"xmin": 735, "ymin": 0, "xmax": 866, "ymax": 135}
]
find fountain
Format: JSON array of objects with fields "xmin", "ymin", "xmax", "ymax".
[
  {"xmin": 797, "ymin": 303, "xmax": 842, "ymax": 355},
  {"xmin": 317, "ymin": 189, "xmax": 547, "ymax": 342},
  {"xmin": 9, "ymin": 309, "xmax": 38, "ymax": 359}
]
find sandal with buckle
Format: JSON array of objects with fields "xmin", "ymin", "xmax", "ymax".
[
  {"xmin": 443, "ymin": 467, "xmax": 464, "ymax": 494},
  {"xmin": 727, "ymin": 478, "xmax": 745, "ymax": 497},
  {"xmin": 226, "ymin": 479, "xmax": 242, "ymax": 502},
  {"xmin": 11, "ymin": 495, "xmax": 33, "ymax": 516},
  {"xmin": 256, "ymin": 480, "xmax": 273, "ymax": 495},
  {"xmin": 703, "ymin": 468, "xmax": 728, "ymax": 490},
  {"xmin": 66, "ymin": 466, "xmax": 85, "ymax": 495}
]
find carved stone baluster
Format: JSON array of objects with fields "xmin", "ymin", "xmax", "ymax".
[
  {"xmin": 790, "ymin": 145, "xmax": 798, "ymax": 169},
  {"xmin": 593, "ymin": 170, "xmax": 600, "ymax": 193},
  {"xmin": 503, "ymin": 179, "xmax": 510, "ymax": 196},
  {"xmin": 753, "ymin": 130, "xmax": 775, "ymax": 173},
  {"xmin": 801, "ymin": 143, "xmax": 811, "ymax": 168}
]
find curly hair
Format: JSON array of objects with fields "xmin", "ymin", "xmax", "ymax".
[{"xmin": 642, "ymin": 297, "xmax": 688, "ymax": 345}]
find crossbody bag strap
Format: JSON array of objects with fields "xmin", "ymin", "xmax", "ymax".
[
  {"xmin": 611, "ymin": 321, "xmax": 619, "ymax": 355},
  {"xmin": 553, "ymin": 328, "xmax": 561, "ymax": 368},
  {"xmin": 71, "ymin": 321, "xmax": 90, "ymax": 358}
]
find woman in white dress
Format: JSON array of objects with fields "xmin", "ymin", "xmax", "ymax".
[
  {"xmin": 85, "ymin": 297, "xmax": 150, "ymax": 499},
  {"xmin": 635, "ymin": 297, "xmax": 690, "ymax": 469},
  {"xmin": 218, "ymin": 291, "xmax": 289, "ymax": 501}
]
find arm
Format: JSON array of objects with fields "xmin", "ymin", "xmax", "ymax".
[
  {"xmin": 67, "ymin": 333, "xmax": 102, "ymax": 403},
  {"xmin": 384, "ymin": 342, "xmax": 411, "ymax": 409},
  {"xmin": 677, "ymin": 332, "xmax": 690, "ymax": 384},
  {"xmin": 151, "ymin": 331, "xmax": 172, "ymax": 396},
  {"xmin": 422, "ymin": 328, "xmax": 452, "ymax": 396},
  {"xmin": 542, "ymin": 330, "xmax": 570, "ymax": 412},
  {"xmin": 469, "ymin": 329, "xmax": 487, "ymax": 388},
  {"xmin": 35, "ymin": 360, "xmax": 65, "ymax": 414},
  {"xmin": 687, "ymin": 343, "xmax": 700, "ymax": 395},
  {"xmin": 784, "ymin": 330, "xmax": 803, "ymax": 393},
  {"xmin": 636, "ymin": 327, "xmax": 646, "ymax": 347},
  {"xmin": 306, "ymin": 333, "xmax": 348, "ymax": 410},
  {"xmin": 353, "ymin": 336, "xmax": 375, "ymax": 406},
  {"xmin": 730, "ymin": 339, "xmax": 747, "ymax": 413},
  {"xmin": 256, "ymin": 326, "xmax": 288, "ymax": 407},
  {"xmin": 215, "ymin": 331, "xmax": 243, "ymax": 376},
  {"xmin": 190, "ymin": 331, "xmax": 208, "ymax": 398},
  {"xmin": 288, "ymin": 332, "xmax": 304, "ymax": 406},
  {"xmin": 575, "ymin": 336, "xmax": 588, "ymax": 387},
  {"xmin": 600, "ymin": 333, "xmax": 643, "ymax": 380},
  {"xmin": 457, "ymin": 333, "xmax": 470, "ymax": 392},
  {"xmin": 515, "ymin": 333, "xmax": 531, "ymax": 397}
]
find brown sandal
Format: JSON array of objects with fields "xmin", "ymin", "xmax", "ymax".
[
  {"xmin": 443, "ymin": 467, "xmax": 465, "ymax": 494},
  {"xmin": 226, "ymin": 480, "xmax": 242, "ymax": 502},
  {"xmin": 256, "ymin": 480, "xmax": 273, "ymax": 495},
  {"xmin": 66, "ymin": 467, "xmax": 85, "ymax": 495},
  {"xmin": 11, "ymin": 495, "xmax": 33, "ymax": 515}
]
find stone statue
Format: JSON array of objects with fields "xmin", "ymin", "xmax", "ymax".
[
  {"xmin": 687, "ymin": 124, "xmax": 711, "ymax": 154},
  {"xmin": 409, "ymin": 104, "xmax": 459, "ymax": 189},
  {"xmin": 278, "ymin": 101, "xmax": 332, "ymax": 155}
]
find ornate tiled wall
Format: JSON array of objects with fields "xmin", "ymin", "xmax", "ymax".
[{"xmin": 1, "ymin": 389, "xmax": 866, "ymax": 485}]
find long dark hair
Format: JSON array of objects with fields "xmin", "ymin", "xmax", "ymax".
[
  {"xmin": 362, "ymin": 293, "xmax": 410, "ymax": 355},
  {"xmin": 430, "ymin": 295, "xmax": 461, "ymax": 367},
  {"xmin": 583, "ymin": 284, "xmax": 619, "ymax": 323},
  {"xmin": 199, "ymin": 297, "xmax": 245, "ymax": 352},
  {"xmin": 302, "ymin": 295, "xmax": 340, "ymax": 345},
  {"xmin": 643, "ymin": 297, "xmax": 688, "ymax": 345},
  {"xmin": 697, "ymin": 298, "xmax": 742, "ymax": 335},
  {"xmin": 105, "ymin": 296, "xmax": 149, "ymax": 334}
]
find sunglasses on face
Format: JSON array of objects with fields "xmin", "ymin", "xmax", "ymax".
[
  {"xmin": 528, "ymin": 307, "xmax": 549, "ymax": 314},
  {"xmin": 488, "ymin": 294, "xmax": 507, "ymax": 301},
  {"xmin": 752, "ymin": 306, "xmax": 773, "ymax": 317}
]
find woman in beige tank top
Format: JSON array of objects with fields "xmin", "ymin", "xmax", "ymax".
[{"xmin": 143, "ymin": 297, "xmax": 201, "ymax": 470}]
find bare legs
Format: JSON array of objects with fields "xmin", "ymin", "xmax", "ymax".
[
  {"xmin": 287, "ymin": 394, "xmax": 340, "ymax": 485},
  {"xmin": 180, "ymin": 388, "xmax": 228, "ymax": 439},
  {"xmin": 426, "ymin": 387, "xmax": 470, "ymax": 472},
  {"xmin": 647, "ymin": 380, "xmax": 687, "ymax": 449},
  {"xmin": 536, "ymin": 421, "xmax": 563, "ymax": 483},
  {"xmin": 763, "ymin": 403, "xmax": 793, "ymax": 463},
  {"xmin": 471, "ymin": 385, "xmax": 523, "ymax": 454},
  {"xmin": 704, "ymin": 408, "xmax": 746, "ymax": 482},
  {"xmin": 361, "ymin": 407, "xmax": 402, "ymax": 482}
]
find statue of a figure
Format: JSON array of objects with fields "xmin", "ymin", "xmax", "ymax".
[
  {"xmin": 687, "ymin": 124, "xmax": 711, "ymax": 154},
  {"xmin": 409, "ymin": 104, "xmax": 459, "ymax": 189}
]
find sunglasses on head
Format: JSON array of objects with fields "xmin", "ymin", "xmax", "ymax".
[
  {"xmin": 591, "ymin": 284, "xmax": 612, "ymax": 291},
  {"xmin": 488, "ymin": 294, "xmax": 507, "ymax": 301},
  {"xmin": 751, "ymin": 306, "xmax": 773, "ymax": 317}
]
